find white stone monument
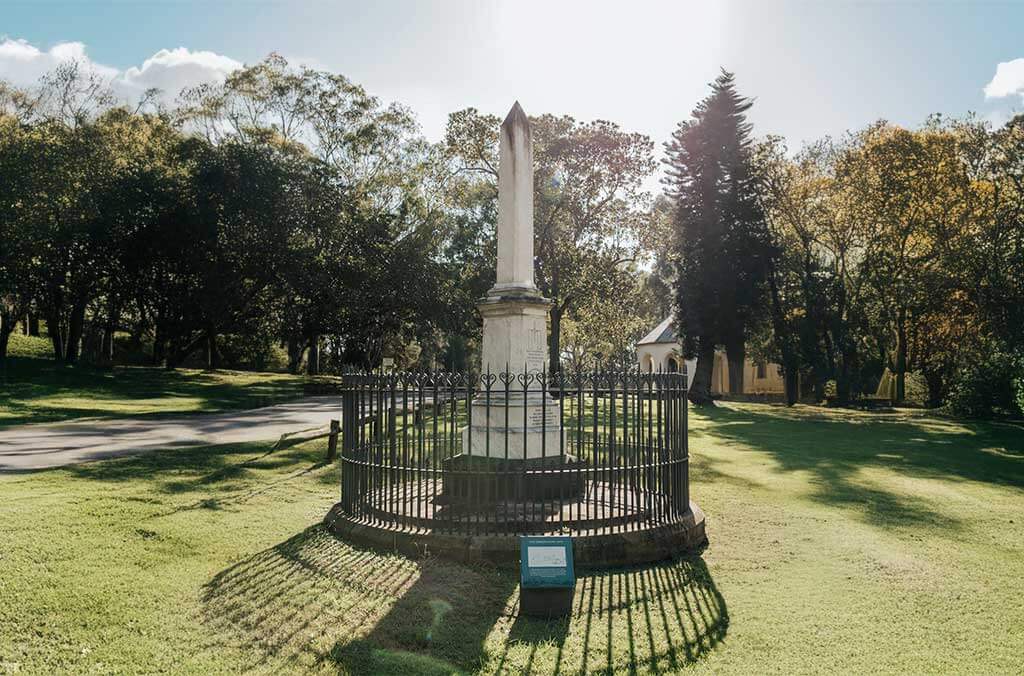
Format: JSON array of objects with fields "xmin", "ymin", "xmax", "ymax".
[{"xmin": 460, "ymin": 102, "xmax": 563, "ymax": 461}]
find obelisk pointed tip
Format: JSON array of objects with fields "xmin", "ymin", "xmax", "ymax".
[{"xmin": 502, "ymin": 101, "xmax": 528, "ymax": 130}]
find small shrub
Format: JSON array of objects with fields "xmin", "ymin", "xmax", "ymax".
[
  {"xmin": 823, "ymin": 379, "xmax": 837, "ymax": 399},
  {"xmin": 217, "ymin": 334, "xmax": 288, "ymax": 372},
  {"xmin": 7, "ymin": 333, "xmax": 52, "ymax": 360},
  {"xmin": 113, "ymin": 334, "xmax": 155, "ymax": 366},
  {"xmin": 1013, "ymin": 356, "xmax": 1024, "ymax": 415},
  {"xmin": 903, "ymin": 371, "xmax": 929, "ymax": 406}
]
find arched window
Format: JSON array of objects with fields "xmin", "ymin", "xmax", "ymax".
[
  {"xmin": 666, "ymin": 357, "xmax": 679, "ymax": 373},
  {"xmin": 641, "ymin": 354, "xmax": 654, "ymax": 372}
]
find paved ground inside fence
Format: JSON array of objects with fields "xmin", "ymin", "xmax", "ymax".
[{"xmin": 0, "ymin": 397, "xmax": 342, "ymax": 471}]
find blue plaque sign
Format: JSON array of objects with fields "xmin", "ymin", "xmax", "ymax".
[{"xmin": 520, "ymin": 536, "xmax": 575, "ymax": 588}]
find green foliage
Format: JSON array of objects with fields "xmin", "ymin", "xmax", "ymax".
[
  {"xmin": 216, "ymin": 334, "xmax": 288, "ymax": 372},
  {"xmin": 755, "ymin": 112, "xmax": 1024, "ymax": 412},
  {"xmin": 4, "ymin": 56, "xmax": 1022, "ymax": 420},
  {"xmin": 7, "ymin": 333, "xmax": 51, "ymax": 360},
  {"xmin": 945, "ymin": 349, "xmax": 1024, "ymax": 418},
  {"xmin": 0, "ymin": 55, "xmax": 457, "ymax": 375}
]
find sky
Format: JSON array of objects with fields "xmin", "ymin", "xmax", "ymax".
[{"xmin": 4, "ymin": 0, "xmax": 1024, "ymax": 171}]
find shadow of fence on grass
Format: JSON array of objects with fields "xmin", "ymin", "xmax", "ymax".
[
  {"xmin": 201, "ymin": 525, "xmax": 727, "ymax": 675},
  {"xmin": 486, "ymin": 556, "xmax": 728, "ymax": 675}
]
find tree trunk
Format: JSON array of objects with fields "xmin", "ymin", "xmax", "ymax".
[
  {"xmin": 688, "ymin": 342, "xmax": 716, "ymax": 406},
  {"xmin": 766, "ymin": 259, "xmax": 799, "ymax": 406},
  {"xmin": 725, "ymin": 340, "xmax": 745, "ymax": 395},
  {"xmin": 287, "ymin": 337, "xmax": 305, "ymax": 374},
  {"xmin": 100, "ymin": 328, "xmax": 114, "ymax": 365},
  {"xmin": 836, "ymin": 343, "xmax": 854, "ymax": 406},
  {"xmin": 307, "ymin": 334, "xmax": 320, "ymax": 376},
  {"xmin": 0, "ymin": 312, "xmax": 13, "ymax": 380},
  {"xmin": 48, "ymin": 310, "xmax": 65, "ymax": 362},
  {"xmin": 27, "ymin": 314, "xmax": 40, "ymax": 336},
  {"xmin": 549, "ymin": 304, "xmax": 562, "ymax": 377},
  {"xmin": 100, "ymin": 302, "xmax": 116, "ymax": 365},
  {"xmin": 831, "ymin": 273, "xmax": 850, "ymax": 405},
  {"xmin": 64, "ymin": 301, "xmax": 87, "ymax": 365},
  {"xmin": 205, "ymin": 328, "xmax": 219, "ymax": 370},
  {"xmin": 168, "ymin": 333, "xmax": 206, "ymax": 369},
  {"xmin": 153, "ymin": 322, "xmax": 165, "ymax": 366},
  {"xmin": 894, "ymin": 306, "xmax": 907, "ymax": 403},
  {"xmin": 820, "ymin": 329, "xmax": 836, "ymax": 402},
  {"xmin": 923, "ymin": 369, "xmax": 945, "ymax": 409},
  {"xmin": 784, "ymin": 366, "xmax": 799, "ymax": 406}
]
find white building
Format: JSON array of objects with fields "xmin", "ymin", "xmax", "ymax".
[
  {"xmin": 636, "ymin": 316, "xmax": 786, "ymax": 396},
  {"xmin": 636, "ymin": 316, "xmax": 697, "ymax": 388}
]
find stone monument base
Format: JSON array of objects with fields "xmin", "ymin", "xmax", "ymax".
[
  {"xmin": 459, "ymin": 396, "xmax": 563, "ymax": 462},
  {"xmin": 324, "ymin": 500, "xmax": 708, "ymax": 568},
  {"xmin": 439, "ymin": 453, "xmax": 586, "ymax": 503}
]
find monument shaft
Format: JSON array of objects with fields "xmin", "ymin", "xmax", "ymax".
[
  {"xmin": 495, "ymin": 102, "xmax": 536, "ymax": 292},
  {"xmin": 478, "ymin": 101, "xmax": 551, "ymax": 377},
  {"xmin": 461, "ymin": 102, "xmax": 563, "ymax": 461}
]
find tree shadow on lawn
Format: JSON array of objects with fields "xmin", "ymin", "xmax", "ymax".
[
  {"xmin": 201, "ymin": 527, "xmax": 727, "ymax": 675},
  {"xmin": 0, "ymin": 357, "xmax": 304, "ymax": 427},
  {"xmin": 693, "ymin": 403, "xmax": 1024, "ymax": 531},
  {"xmin": 55, "ymin": 438, "xmax": 330, "ymax": 518}
]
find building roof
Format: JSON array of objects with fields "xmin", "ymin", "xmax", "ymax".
[{"xmin": 637, "ymin": 316, "xmax": 677, "ymax": 345}]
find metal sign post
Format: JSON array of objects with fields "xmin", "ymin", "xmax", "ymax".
[{"xmin": 519, "ymin": 536, "xmax": 575, "ymax": 617}]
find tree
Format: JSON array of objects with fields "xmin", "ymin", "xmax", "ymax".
[
  {"xmin": 176, "ymin": 54, "xmax": 454, "ymax": 371},
  {"xmin": 0, "ymin": 114, "xmax": 39, "ymax": 375},
  {"xmin": 835, "ymin": 122, "xmax": 978, "ymax": 403},
  {"xmin": 560, "ymin": 266, "xmax": 655, "ymax": 370},
  {"xmin": 663, "ymin": 70, "xmax": 773, "ymax": 404},
  {"xmin": 977, "ymin": 115, "xmax": 1024, "ymax": 356},
  {"xmin": 3, "ymin": 61, "xmax": 124, "ymax": 365},
  {"xmin": 754, "ymin": 136, "xmax": 859, "ymax": 404}
]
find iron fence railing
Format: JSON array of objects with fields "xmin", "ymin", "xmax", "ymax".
[{"xmin": 338, "ymin": 369, "xmax": 689, "ymax": 536}]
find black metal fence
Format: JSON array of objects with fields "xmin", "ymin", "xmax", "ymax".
[{"xmin": 338, "ymin": 370, "xmax": 689, "ymax": 536}]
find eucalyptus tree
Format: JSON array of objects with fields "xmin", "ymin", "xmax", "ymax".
[
  {"xmin": 754, "ymin": 136, "xmax": 858, "ymax": 403},
  {"xmin": 11, "ymin": 63, "xmax": 119, "ymax": 363},
  {"xmin": 177, "ymin": 54, "xmax": 454, "ymax": 371},
  {"xmin": 978, "ymin": 115, "xmax": 1024, "ymax": 356},
  {"xmin": 0, "ymin": 113, "xmax": 39, "ymax": 373},
  {"xmin": 833, "ymin": 122, "xmax": 979, "ymax": 403}
]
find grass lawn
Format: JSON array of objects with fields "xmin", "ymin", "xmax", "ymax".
[
  {"xmin": 1, "ymin": 403, "xmax": 1022, "ymax": 674},
  {"xmin": 0, "ymin": 334, "xmax": 312, "ymax": 428}
]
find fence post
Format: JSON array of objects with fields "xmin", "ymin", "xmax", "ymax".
[
  {"xmin": 326, "ymin": 419, "xmax": 340, "ymax": 462},
  {"xmin": 682, "ymin": 369, "xmax": 690, "ymax": 512},
  {"xmin": 340, "ymin": 382, "xmax": 357, "ymax": 509}
]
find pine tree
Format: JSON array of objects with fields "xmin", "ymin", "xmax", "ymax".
[{"xmin": 663, "ymin": 70, "xmax": 773, "ymax": 404}]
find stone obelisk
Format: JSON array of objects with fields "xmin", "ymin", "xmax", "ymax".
[{"xmin": 460, "ymin": 102, "xmax": 562, "ymax": 462}]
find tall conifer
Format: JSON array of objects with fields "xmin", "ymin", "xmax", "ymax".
[{"xmin": 663, "ymin": 70, "xmax": 773, "ymax": 404}]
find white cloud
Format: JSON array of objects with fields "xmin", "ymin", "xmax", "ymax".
[
  {"xmin": 120, "ymin": 47, "xmax": 241, "ymax": 100},
  {"xmin": 0, "ymin": 38, "xmax": 241, "ymax": 104},
  {"xmin": 984, "ymin": 58, "xmax": 1024, "ymax": 100},
  {"xmin": 0, "ymin": 38, "xmax": 117, "ymax": 85}
]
